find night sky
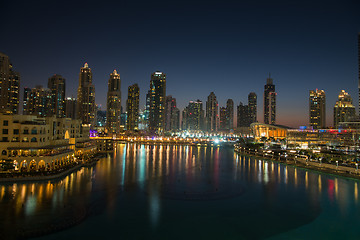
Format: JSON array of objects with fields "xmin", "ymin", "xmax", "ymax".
[{"xmin": 1, "ymin": 0, "xmax": 359, "ymax": 128}]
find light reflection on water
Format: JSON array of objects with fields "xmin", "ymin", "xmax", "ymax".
[{"xmin": 0, "ymin": 143, "xmax": 359, "ymax": 239}]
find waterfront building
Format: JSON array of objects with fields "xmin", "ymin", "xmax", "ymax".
[
  {"xmin": 106, "ymin": 70, "xmax": 121, "ymax": 134},
  {"xmin": 148, "ymin": 71, "xmax": 166, "ymax": 133},
  {"xmin": 248, "ymin": 92, "xmax": 257, "ymax": 124},
  {"xmin": 0, "ymin": 113, "xmax": 95, "ymax": 171},
  {"xmin": 0, "ymin": 52, "xmax": 20, "ymax": 114},
  {"xmin": 23, "ymin": 85, "xmax": 52, "ymax": 117},
  {"xmin": 309, "ymin": 89, "xmax": 326, "ymax": 129},
  {"xmin": 264, "ymin": 75, "xmax": 276, "ymax": 124},
  {"xmin": 226, "ymin": 99, "xmax": 234, "ymax": 130},
  {"xmin": 237, "ymin": 102, "xmax": 250, "ymax": 127},
  {"xmin": 183, "ymin": 100, "xmax": 204, "ymax": 131},
  {"xmin": 126, "ymin": 84, "xmax": 140, "ymax": 131},
  {"xmin": 182, "ymin": 108, "xmax": 188, "ymax": 130},
  {"xmin": 172, "ymin": 107, "xmax": 180, "ymax": 131},
  {"xmin": 219, "ymin": 107, "xmax": 227, "ymax": 131},
  {"xmin": 48, "ymin": 74, "xmax": 66, "ymax": 118},
  {"xmin": 65, "ymin": 97, "xmax": 77, "ymax": 119},
  {"xmin": 77, "ymin": 63, "xmax": 95, "ymax": 126},
  {"xmin": 334, "ymin": 90, "xmax": 356, "ymax": 128},
  {"xmin": 165, "ymin": 95, "xmax": 177, "ymax": 131},
  {"xmin": 206, "ymin": 92, "xmax": 218, "ymax": 132}
]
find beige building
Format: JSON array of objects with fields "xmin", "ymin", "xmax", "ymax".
[{"xmin": 0, "ymin": 114, "xmax": 96, "ymax": 171}]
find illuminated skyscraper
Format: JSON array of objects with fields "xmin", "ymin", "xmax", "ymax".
[
  {"xmin": 183, "ymin": 100, "xmax": 204, "ymax": 131},
  {"xmin": 263, "ymin": 75, "xmax": 276, "ymax": 124},
  {"xmin": 0, "ymin": 52, "xmax": 20, "ymax": 114},
  {"xmin": 309, "ymin": 89, "xmax": 326, "ymax": 129},
  {"xmin": 248, "ymin": 92, "xmax": 257, "ymax": 124},
  {"xmin": 334, "ymin": 90, "xmax": 355, "ymax": 128},
  {"xmin": 206, "ymin": 92, "xmax": 218, "ymax": 132},
  {"xmin": 165, "ymin": 95, "xmax": 176, "ymax": 131},
  {"xmin": 48, "ymin": 74, "xmax": 66, "ymax": 118},
  {"xmin": 126, "ymin": 84, "xmax": 140, "ymax": 131},
  {"xmin": 226, "ymin": 99, "xmax": 234, "ymax": 130},
  {"xmin": 106, "ymin": 70, "xmax": 121, "ymax": 133},
  {"xmin": 148, "ymin": 71, "xmax": 166, "ymax": 133},
  {"xmin": 23, "ymin": 85, "xmax": 52, "ymax": 117},
  {"xmin": 77, "ymin": 63, "xmax": 95, "ymax": 125}
]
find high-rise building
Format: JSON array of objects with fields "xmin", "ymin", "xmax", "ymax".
[
  {"xmin": 309, "ymin": 89, "xmax": 326, "ymax": 129},
  {"xmin": 48, "ymin": 74, "xmax": 66, "ymax": 118},
  {"xmin": 106, "ymin": 70, "xmax": 121, "ymax": 134},
  {"xmin": 65, "ymin": 97, "xmax": 77, "ymax": 119},
  {"xmin": 0, "ymin": 52, "xmax": 20, "ymax": 114},
  {"xmin": 264, "ymin": 75, "xmax": 276, "ymax": 124},
  {"xmin": 23, "ymin": 86, "xmax": 52, "ymax": 117},
  {"xmin": 77, "ymin": 63, "xmax": 95, "ymax": 125},
  {"xmin": 226, "ymin": 99, "xmax": 234, "ymax": 130},
  {"xmin": 126, "ymin": 84, "xmax": 140, "ymax": 131},
  {"xmin": 183, "ymin": 100, "xmax": 204, "ymax": 131},
  {"xmin": 334, "ymin": 90, "xmax": 356, "ymax": 128},
  {"xmin": 206, "ymin": 92, "xmax": 218, "ymax": 132},
  {"xmin": 248, "ymin": 92, "xmax": 257, "ymax": 124},
  {"xmin": 23, "ymin": 87, "xmax": 31, "ymax": 115},
  {"xmin": 165, "ymin": 95, "xmax": 176, "ymax": 131},
  {"xmin": 237, "ymin": 102, "xmax": 250, "ymax": 127},
  {"xmin": 219, "ymin": 107, "xmax": 227, "ymax": 131},
  {"xmin": 172, "ymin": 107, "xmax": 180, "ymax": 131},
  {"xmin": 148, "ymin": 71, "xmax": 166, "ymax": 133}
]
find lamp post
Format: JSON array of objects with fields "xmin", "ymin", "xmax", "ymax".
[
  {"xmin": 356, "ymin": 163, "xmax": 358, "ymax": 171},
  {"xmin": 336, "ymin": 160, "xmax": 339, "ymax": 169}
]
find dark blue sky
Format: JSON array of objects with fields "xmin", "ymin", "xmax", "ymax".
[{"xmin": 1, "ymin": 0, "xmax": 359, "ymax": 127}]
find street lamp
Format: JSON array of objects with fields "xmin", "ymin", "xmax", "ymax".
[
  {"xmin": 336, "ymin": 160, "xmax": 339, "ymax": 168},
  {"xmin": 356, "ymin": 163, "xmax": 358, "ymax": 171}
]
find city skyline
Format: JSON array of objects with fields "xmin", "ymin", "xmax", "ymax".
[{"xmin": 0, "ymin": 0, "xmax": 359, "ymax": 128}]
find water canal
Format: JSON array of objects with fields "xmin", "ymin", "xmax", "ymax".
[{"xmin": 0, "ymin": 143, "xmax": 359, "ymax": 239}]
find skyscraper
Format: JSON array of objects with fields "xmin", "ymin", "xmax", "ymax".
[
  {"xmin": 23, "ymin": 85, "xmax": 52, "ymax": 117},
  {"xmin": 309, "ymin": 89, "xmax": 326, "ymax": 129},
  {"xmin": 206, "ymin": 92, "xmax": 218, "ymax": 132},
  {"xmin": 264, "ymin": 75, "xmax": 276, "ymax": 124},
  {"xmin": 334, "ymin": 90, "xmax": 355, "ymax": 128},
  {"xmin": 0, "ymin": 52, "xmax": 20, "ymax": 114},
  {"xmin": 165, "ymin": 95, "xmax": 177, "ymax": 131},
  {"xmin": 77, "ymin": 63, "xmax": 95, "ymax": 125},
  {"xmin": 65, "ymin": 97, "xmax": 77, "ymax": 119},
  {"xmin": 148, "ymin": 71, "xmax": 166, "ymax": 133},
  {"xmin": 219, "ymin": 107, "xmax": 227, "ymax": 131},
  {"xmin": 183, "ymin": 100, "xmax": 204, "ymax": 131},
  {"xmin": 226, "ymin": 99, "xmax": 234, "ymax": 130},
  {"xmin": 358, "ymin": 33, "xmax": 360, "ymax": 113},
  {"xmin": 248, "ymin": 92, "xmax": 257, "ymax": 124},
  {"xmin": 126, "ymin": 84, "xmax": 140, "ymax": 131},
  {"xmin": 237, "ymin": 102, "xmax": 250, "ymax": 127},
  {"xmin": 106, "ymin": 70, "xmax": 121, "ymax": 134},
  {"xmin": 48, "ymin": 74, "xmax": 66, "ymax": 118}
]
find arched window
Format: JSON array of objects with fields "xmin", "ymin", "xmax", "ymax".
[
  {"xmin": 31, "ymin": 137, "xmax": 37, "ymax": 142},
  {"xmin": 2, "ymin": 150, "xmax": 7, "ymax": 155},
  {"xmin": 31, "ymin": 127, "xmax": 37, "ymax": 134}
]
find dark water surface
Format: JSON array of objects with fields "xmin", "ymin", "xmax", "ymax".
[{"xmin": 1, "ymin": 143, "xmax": 360, "ymax": 239}]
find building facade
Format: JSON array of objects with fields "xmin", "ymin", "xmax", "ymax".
[
  {"xmin": 23, "ymin": 86, "xmax": 52, "ymax": 117},
  {"xmin": 264, "ymin": 75, "xmax": 276, "ymax": 124},
  {"xmin": 237, "ymin": 102, "xmax": 250, "ymax": 127},
  {"xmin": 206, "ymin": 92, "xmax": 218, "ymax": 132},
  {"xmin": 126, "ymin": 84, "xmax": 140, "ymax": 131},
  {"xmin": 77, "ymin": 63, "xmax": 96, "ymax": 126},
  {"xmin": 148, "ymin": 71, "xmax": 166, "ymax": 133},
  {"xmin": 65, "ymin": 97, "xmax": 77, "ymax": 119},
  {"xmin": 48, "ymin": 74, "xmax": 66, "ymax": 118},
  {"xmin": 106, "ymin": 70, "xmax": 121, "ymax": 134},
  {"xmin": 226, "ymin": 99, "xmax": 234, "ymax": 130},
  {"xmin": 334, "ymin": 90, "xmax": 355, "ymax": 128},
  {"xmin": 248, "ymin": 92, "xmax": 257, "ymax": 124},
  {"xmin": 0, "ymin": 52, "xmax": 20, "ymax": 114},
  {"xmin": 309, "ymin": 89, "xmax": 326, "ymax": 129}
]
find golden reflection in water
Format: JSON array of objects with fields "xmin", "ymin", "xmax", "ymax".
[
  {"xmin": 278, "ymin": 165, "xmax": 281, "ymax": 183},
  {"xmin": 355, "ymin": 182, "xmax": 358, "ymax": 202},
  {"xmin": 305, "ymin": 172, "xmax": 308, "ymax": 189},
  {"xmin": 318, "ymin": 175, "xmax": 322, "ymax": 193},
  {"xmin": 0, "ymin": 186, "xmax": 4, "ymax": 201},
  {"xmin": 294, "ymin": 168, "xmax": 298, "ymax": 188},
  {"xmin": 335, "ymin": 178, "xmax": 338, "ymax": 200},
  {"xmin": 284, "ymin": 166, "xmax": 288, "ymax": 184}
]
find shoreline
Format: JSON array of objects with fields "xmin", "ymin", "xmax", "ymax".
[
  {"xmin": 235, "ymin": 148, "xmax": 360, "ymax": 181},
  {"xmin": 0, "ymin": 157, "xmax": 103, "ymax": 184}
]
